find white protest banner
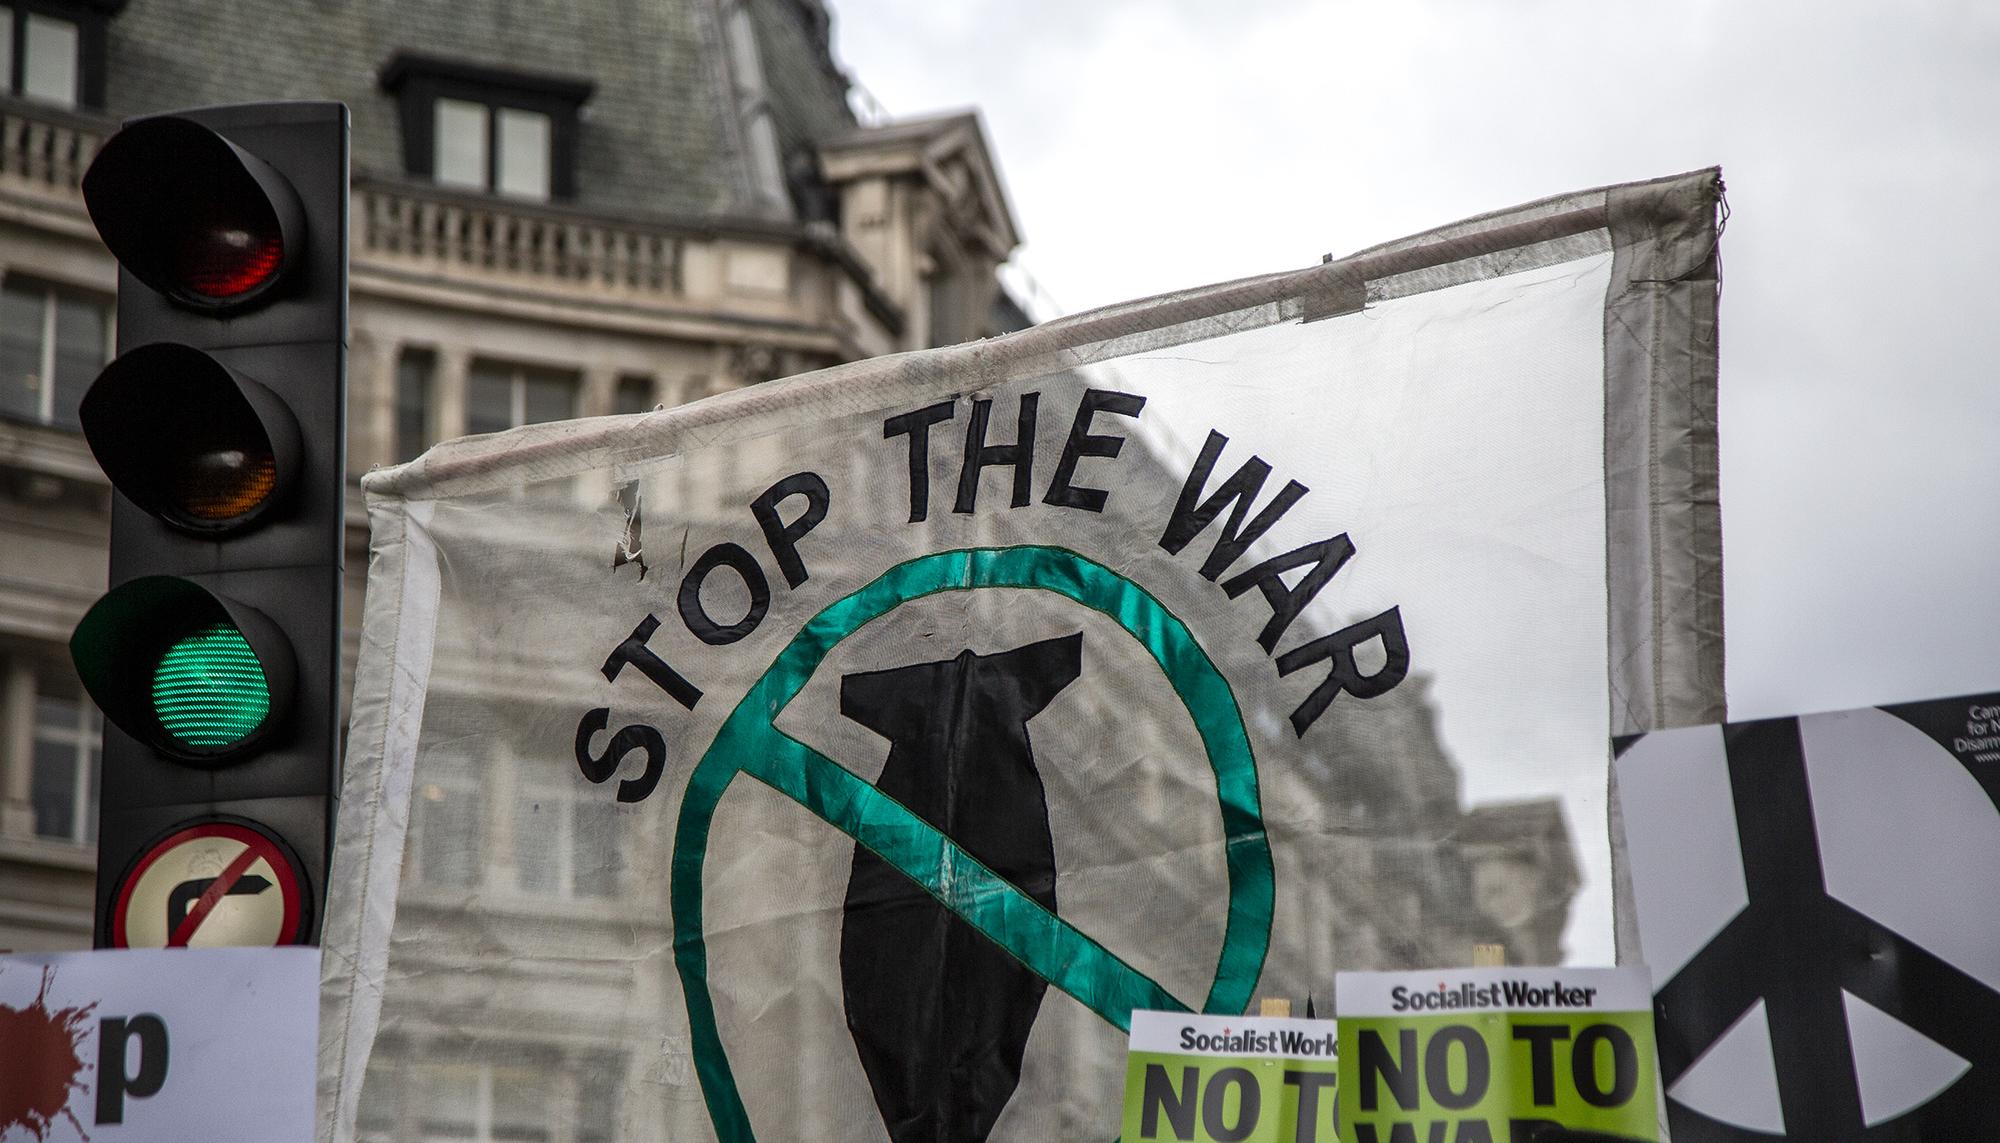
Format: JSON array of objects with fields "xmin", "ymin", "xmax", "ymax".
[
  {"xmin": 0, "ymin": 947, "xmax": 317, "ymax": 1142},
  {"xmin": 1616, "ymin": 691, "xmax": 2000, "ymax": 1139},
  {"xmin": 319, "ymin": 169, "xmax": 1722, "ymax": 1142}
]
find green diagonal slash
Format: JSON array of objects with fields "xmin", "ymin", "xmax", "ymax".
[{"xmin": 670, "ymin": 546, "xmax": 1274, "ymax": 1141}]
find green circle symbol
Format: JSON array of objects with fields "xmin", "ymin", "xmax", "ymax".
[{"xmin": 671, "ymin": 546, "xmax": 1274, "ymax": 1140}]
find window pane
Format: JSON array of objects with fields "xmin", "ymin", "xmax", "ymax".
[
  {"xmin": 52, "ymin": 294, "xmax": 107, "ymax": 429},
  {"xmin": 79, "ymin": 762, "xmax": 97, "ymax": 843},
  {"xmin": 928, "ymin": 269, "xmax": 967, "ymax": 348},
  {"xmin": 30, "ymin": 739, "xmax": 79, "ymax": 841},
  {"xmin": 467, "ymin": 362, "xmax": 514, "ymax": 436},
  {"xmin": 414, "ymin": 1063, "xmax": 480, "ymax": 1138},
  {"xmin": 395, "ymin": 349, "xmax": 435, "ymax": 462},
  {"xmin": 356, "ymin": 1053, "xmax": 402, "ymax": 1136},
  {"xmin": 491, "ymin": 1066, "xmax": 553, "ymax": 1141},
  {"xmin": 496, "ymin": 108, "xmax": 552, "ymax": 200},
  {"xmin": 414, "ymin": 782, "xmax": 481, "ymax": 888},
  {"xmin": 34, "ymin": 694, "xmax": 76, "ymax": 734},
  {"xmin": 520, "ymin": 369, "xmax": 575, "ymax": 425},
  {"xmin": 22, "ymin": 15, "xmax": 78, "ymax": 107},
  {"xmin": 0, "ymin": 283, "xmax": 46, "ymax": 422},
  {"xmin": 614, "ymin": 374, "xmax": 654, "ymax": 415},
  {"xmin": 28, "ymin": 686, "xmax": 94, "ymax": 842},
  {"xmin": 434, "ymin": 98, "xmax": 489, "ymax": 190},
  {"xmin": 572, "ymin": 799, "xmax": 622, "ymax": 899},
  {"xmin": 512, "ymin": 790, "xmax": 559, "ymax": 895},
  {"xmin": 576, "ymin": 1065, "xmax": 620, "ymax": 1143}
]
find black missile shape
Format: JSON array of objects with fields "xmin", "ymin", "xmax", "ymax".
[{"xmin": 838, "ymin": 631, "xmax": 1082, "ymax": 1143}]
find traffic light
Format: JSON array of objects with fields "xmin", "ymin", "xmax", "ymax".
[{"xmin": 70, "ymin": 102, "xmax": 348, "ymax": 948}]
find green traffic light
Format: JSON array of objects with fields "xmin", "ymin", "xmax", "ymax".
[{"xmin": 151, "ymin": 621, "xmax": 271, "ymax": 748}]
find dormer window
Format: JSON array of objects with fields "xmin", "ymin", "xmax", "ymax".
[
  {"xmin": 3, "ymin": 1, "xmax": 117, "ymax": 109},
  {"xmin": 381, "ymin": 53, "xmax": 591, "ymax": 203},
  {"xmin": 435, "ymin": 98, "xmax": 551, "ymax": 200}
]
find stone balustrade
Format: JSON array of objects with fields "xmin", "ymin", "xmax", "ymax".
[
  {"xmin": 0, "ymin": 99, "xmax": 103, "ymax": 200},
  {"xmin": 356, "ymin": 180, "xmax": 684, "ymax": 300}
]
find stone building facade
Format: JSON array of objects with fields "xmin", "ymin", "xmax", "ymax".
[
  {"xmin": 0, "ymin": 0, "xmax": 1026, "ymax": 955},
  {"xmin": 0, "ymin": 1, "xmax": 1577, "ymax": 1136}
]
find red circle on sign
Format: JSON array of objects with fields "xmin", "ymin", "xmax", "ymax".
[{"xmin": 111, "ymin": 819, "xmax": 308, "ymax": 948}]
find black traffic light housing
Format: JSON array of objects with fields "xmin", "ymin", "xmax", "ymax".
[
  {"xmin": 71, "ymin": 576, "xmax": 299, "ymax": 764},
  {"xmin": 82, "ymin": 114, "xmax": 307, "ymax": 313},
  {"xmin": 79, "ymin": 344, "xmax": 306, "ymax": 534},
  {"xmin": 73, "ymin": 102, "xmax": 347, "ymax": 948}
]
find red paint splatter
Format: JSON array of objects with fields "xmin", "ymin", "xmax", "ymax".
[{"xmin": 0, "ymin": 966, "xmax": 95, "ymax": 1141}]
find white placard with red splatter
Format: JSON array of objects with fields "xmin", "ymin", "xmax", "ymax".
[{"xmin": 0, "ymin": 947, "xmax": 316, "ymax": 1142}]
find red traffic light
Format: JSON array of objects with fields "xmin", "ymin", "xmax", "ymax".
[
  {"xmin": 78, "ymin": 344, "xmax": 302, "ymax": 535},
  {"xmin": 81, "ymin": 115, "xmax": 305, "ymax": 311}
]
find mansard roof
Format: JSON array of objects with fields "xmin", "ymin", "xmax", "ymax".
[{"xmin": 100, "ymin": 0, "xmax": 854, "ymax": 222}]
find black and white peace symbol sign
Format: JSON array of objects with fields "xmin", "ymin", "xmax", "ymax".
[{"xmin": 1616, "ymin": 699, "xmax": 2000, "ymax": 1141}]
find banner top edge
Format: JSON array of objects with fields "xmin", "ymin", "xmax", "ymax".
[{"xmin": 361, "ymin": 166, "xmax": 1719, "ymax": 504}]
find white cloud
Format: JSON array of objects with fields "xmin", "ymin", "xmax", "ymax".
[{"xmin": 831, "ymin": 0, "xmax": 2000, "ymax": 718}]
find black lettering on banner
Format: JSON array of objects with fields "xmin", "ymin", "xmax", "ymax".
[
  {"xmin": 1043, "ymin": 389, "xmax": 1146, "ymax": 512},
  {"xmin": 1571, "ymin": 1024, "xmax": 1638, "ymax": 1108},
  {"xmin": 1283, "ymin": 1070, "xmax": 1338, "ymax": 1143},
  {"xmin": 1424, "ymin": 1025, "xmax": 1490, "ymax": 1110},
  {"xmin": 1140, "ymin": 1063, "xmax": 1198, "ymax": 1140},
  {"xmin": 1507, "ymin": 1120, "xmax": 1562, "ymax": 1143},
  {"xmin": 883, "ymin": 399, "xmax": 956, "ymax": 523},
  {"xmin": 1451, "ymin": 1123, "xmax": 1497, "ymax": 1143},
  {"xmin": 1358, "ymin": 1027, "xmax": 1421, "ymax": 1111},
  {"xmin": 573, "ymin": 708, "xmax": 667, "ymax": 803},
  {"xmin": 1221, "ymin": 532, "xmax": 1356, "ymax": 652},
  {"xmin": 1277, "ymin": 606, "xmax": 1411, "ymax": 735},
  {"xmin": 96, "ymin": 1014, "xmax": 169, "ymax": 1125},
  {"xmin": 954, "ymin": 392, "xmax": 1040, "ymax": 513},
  {"xmin": 1202, "ymin": 1066, "xmax": 1260, "ymax": 1143},
  {"xmin": 600, "ymin": 614, "xmax": 702, "ymax": 709},
  {"xmin": 750, "ymin": 471, "xmax": 830, "ymax": 589},
  {"xmin": 1158, "ymin": 430, "xmax": 1308, "ymax": 580},
  {"xmin": 678, "ymin": 543, "xmax": 771, "ymax": 645},
  {"xmin": 1511, "ymin": 1023, "xmax": 1572, "ymax": 1106}
]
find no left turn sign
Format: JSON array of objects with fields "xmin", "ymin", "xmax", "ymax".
[{"xmin": 111, "ymin": 819, "xmax": 310, "ymax": 948}]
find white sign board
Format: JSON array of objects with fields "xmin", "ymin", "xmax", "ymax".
[
  {"xmin": 0, "ymin": 947, "xmax": 317, "ymax": 1142},
  {"xmin": 1615, "ymin": 692, "xmax": 2000, "ymax": 1139}
]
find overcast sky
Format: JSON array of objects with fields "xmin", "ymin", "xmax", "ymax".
[{"xmin": 829, "ymin": 0, "xmax": 2000, "ymax": 724}]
